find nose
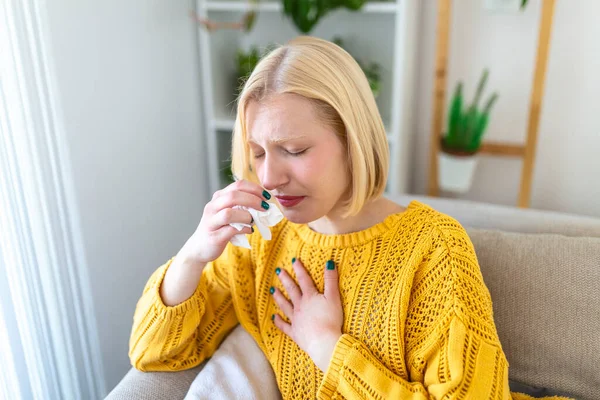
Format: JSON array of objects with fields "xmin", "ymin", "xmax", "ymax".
[{"xmin": 259, "ymin": 154, "xmax": 288, "ymax": 191}]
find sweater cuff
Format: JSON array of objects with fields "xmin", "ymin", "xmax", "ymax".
[
  {"xmin": 149, "ymin": 258, "xmax": 207, "ymax": 318},
  {"xmin": 319, "ymin": 334, "xmax": 355, "ymax": 398}
]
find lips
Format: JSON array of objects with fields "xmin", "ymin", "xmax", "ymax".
[{"xmin": 275, "ymin": 195, "xmax": 305, "ymax": 208}]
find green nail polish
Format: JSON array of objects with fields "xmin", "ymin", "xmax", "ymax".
[
  {"xmin": 269, "ymin": 286, "xmax": 275, "ymax": 294},
  {"xmin": 261, "ymin": 201, "xmax": 270, "ymax": 210},
  {"xmin": 326, "ymin": 260, "xmax": 335, "ymax": 270},
  {"xmin": 271, "ymin": 314, "xmax": 275, "ymax": 321},
  {"xmin": 292, "ymin": 257, "xmax": 296, "ymax": 264},
  {"xmin": 275, "ymin": 267, "xmax": 281, "ymax": 275},
  {"xmin": 262, "ymin": 190, "xmax": 271, "ymax": 200}
]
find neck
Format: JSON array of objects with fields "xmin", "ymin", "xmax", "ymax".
[{"xmin": 307, "ymin": 197, "xmax": 404, "ymax": 235}]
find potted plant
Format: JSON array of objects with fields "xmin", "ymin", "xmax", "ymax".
[
  {"xmin": 283, "ymin": 0, "xmax": 367, "ymax": 33},
  {"xmin": 439, "ymin": 69, "xmax": 498, "ymax": 193}
]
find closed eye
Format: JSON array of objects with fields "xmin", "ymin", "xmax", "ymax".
[
  {"xmin": 287, "ymin": 148, "xmax": 307, "ymax": 156},
  {"xmin": 253, "ymin": 148, "xmax": 308, "ymax": 159}
]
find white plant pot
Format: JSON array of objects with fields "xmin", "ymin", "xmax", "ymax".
[{"xmin": 438, "ymin": 151, "xmax": 478, "ymax": 194}]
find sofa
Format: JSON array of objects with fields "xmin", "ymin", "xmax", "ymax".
[{"xmin": 106, "ymin": 195, "xmax": 600, "ymax": 400}]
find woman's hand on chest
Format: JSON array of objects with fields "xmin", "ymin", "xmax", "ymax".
[{"xmin": 270, "ymin": 258, "xmax": 343, "ymax": 372}]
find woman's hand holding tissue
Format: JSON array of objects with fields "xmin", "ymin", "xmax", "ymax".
[
  {"xmin": 159, "ymin": 180, "xmax": 271, "ymax": 306},
  {"xmin": 184, "ymin": 180, "xmax": 272, "ymax": 264}
]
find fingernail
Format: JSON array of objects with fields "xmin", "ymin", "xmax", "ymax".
[
  {"xmin": 261, "ymin": 201, "xmax": 270, "ymax": 210},
  {"xmin": 275, "ymin": 267, "xmax": 281, "ymax": 275},
  {"xmin": 269, "ymin": 286, "xmax": 275, "ymax": 294},
  {"xmin": 291, "ymin": 257, "xmax": 296, "ymax": 264},
  {"xmin": 262, "ymin": 190, "xmax": 271, "ymax": 200},
  {"xmin": 326, "ymin": 260, "xmax": 335, "ymax": 270},
  {"xmin": 251, "ymin": 226, "xmax": 254, "ymax": 233},
  {"xmin": 271, "ymin": 314, "xmax": 275, "ymax": 321}
]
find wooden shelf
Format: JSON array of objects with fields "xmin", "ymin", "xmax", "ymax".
[
  {"xmin": 205, "ymin": 1, "xmax": 398, "ymax": 13},
  {"xmin": 479, "ymin": 142, "xmax": 525, "ymax": 157}
]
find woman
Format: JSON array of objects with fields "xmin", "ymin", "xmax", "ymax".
[{"xmin": 129, "ymin": 37, "xmax": 567, "ymax": 399}]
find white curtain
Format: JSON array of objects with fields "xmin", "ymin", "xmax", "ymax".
[{"xmin": 0, "ymin": 0, "xmax": 105, "ymax": 398}]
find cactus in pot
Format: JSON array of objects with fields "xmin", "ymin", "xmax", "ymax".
[
  {"xmin": 438, "ymin": 69, "xmax": 499, "ymax": 193},
  {"xmin": 442, "ymin": 69, "xmax": 498, "ymax": 155}
]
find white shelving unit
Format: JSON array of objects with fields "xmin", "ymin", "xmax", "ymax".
[{"xmin": 195, "ymin": 0, "xmax": 419, "ymax": 196}]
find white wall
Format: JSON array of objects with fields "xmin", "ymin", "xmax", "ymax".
[
  {"xmin": 412, "ymin": 0, "xmax": 600, "ymax": 218},
  {"xmin": 45, "ymin": 0, "xmax": 208, "ymax": 393}
]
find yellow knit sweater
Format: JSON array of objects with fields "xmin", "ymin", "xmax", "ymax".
[{"xmin": 129, "ymin": 201, "xmax": 570, "ymax": 400}]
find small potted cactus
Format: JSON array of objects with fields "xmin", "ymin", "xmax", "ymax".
[{"xmin": 439, "ymin": 69, "xmax": 498, "ymax": 193}]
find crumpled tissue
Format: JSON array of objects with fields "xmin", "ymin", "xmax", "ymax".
[{"xmin": 230, "ymin": 203, "xmax": 284, "ymax": 249}]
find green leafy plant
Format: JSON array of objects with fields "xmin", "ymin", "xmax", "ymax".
[
  {"xmin": 361, "ymin": 62, "xmax": 381, "ymax": 98},
  {"xmin": 283, "ymin": 0, "xmax": 367, "ymax": 33},
  {"xmin": 221, "ymin": 161, "xmax": 235, "ymax": 185},
  {"xmin": 443, "ymin": 69, "xmax": 499, "ymax": 154}
]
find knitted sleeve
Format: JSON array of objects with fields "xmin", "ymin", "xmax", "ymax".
[
  {"xmin": 128, "ymin": 243, "xmax": 249, "ymax": 371},
  {"xmin": 318, "ymin": 219, "xmax": 570, "ymax": 399}
]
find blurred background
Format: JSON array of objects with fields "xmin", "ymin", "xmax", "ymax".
[{"xmin": 1, "ymin": 0, "xmax": 598, "ymax": 398}]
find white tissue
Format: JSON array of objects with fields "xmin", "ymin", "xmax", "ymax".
[{"xmin": 230, "ymin": 203, "xmax": 284, "ymax": 249}]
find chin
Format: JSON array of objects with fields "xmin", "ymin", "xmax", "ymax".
[
  {"xmin": 280, "ymin": 210, "xmax": 311, "ymax": 224},
  {"xmin": 279, "ymin": 206, "xmax": 323, "ymax": 225}
]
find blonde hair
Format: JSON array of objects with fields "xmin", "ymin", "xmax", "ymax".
[{"xmin": 231, "ymin": 36, "xmax": 389, "ymax": 217}]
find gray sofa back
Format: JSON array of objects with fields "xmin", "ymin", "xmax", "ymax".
[{"xmin": 394, "ymin": 195, "xmax": 600, "ymax": 238}]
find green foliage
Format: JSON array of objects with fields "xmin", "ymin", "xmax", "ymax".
[
  {"xmin": 443, "ymin": 69, "xmax": 499, "ymax": 154},
  {"xmin": 363, "ymin": 63, "xmax": 381, "ymax": 98},
  {"xmin": 221, "ymin": 161, "xmax": 235, "ymax": 185},
  {"xmin": 282, "ymin": 0, "xmax": 368, "ymax": 33}
]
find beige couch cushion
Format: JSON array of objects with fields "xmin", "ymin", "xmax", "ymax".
[
  {"xmin": 184, "ymin": 324, "xmax": 281, "ymax": 400},
  {"xmin": 106, "ymin": 363, "xmax": 206, "ymax": 400},
  {"xmin": 467, "ymin": 228, "xmax": 600, "ymax": 400}
]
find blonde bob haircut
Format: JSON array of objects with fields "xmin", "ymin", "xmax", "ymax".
[{"xmin": 231, "ymin": 36, "xmax": 389, "ymax": 217}]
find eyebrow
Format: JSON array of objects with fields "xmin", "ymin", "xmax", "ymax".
[{"xmin": 248, "ymin": 135, "xmax": 307, "ymax": 144}]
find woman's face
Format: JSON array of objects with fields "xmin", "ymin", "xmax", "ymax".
[{"xmin": 246, "ymin": 94, "xmax": 350, "ymax": 224}]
